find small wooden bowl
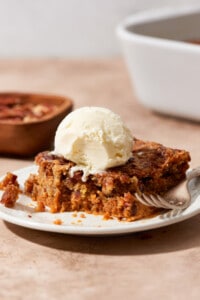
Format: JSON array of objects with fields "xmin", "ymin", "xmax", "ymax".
[{"xmin": 0, "ymin": 92, "xmax": 73, "ymax": 157}]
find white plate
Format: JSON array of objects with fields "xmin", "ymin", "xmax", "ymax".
[{"xmin": 0, "ymin": 165, "xmax": 200, "ymax": 236}]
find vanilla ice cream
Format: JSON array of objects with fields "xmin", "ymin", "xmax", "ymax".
[{"xmin": 54, "ymin": 107, "xmax": 133, "ymax": 181}]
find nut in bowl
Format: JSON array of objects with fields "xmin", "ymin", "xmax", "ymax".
[{"xmin": 0, "ymin": 92, "xmax": 73, "ymax": 157}]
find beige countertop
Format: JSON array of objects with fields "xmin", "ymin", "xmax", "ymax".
[{"xmin": 0, "ymin": 59, "xmax": 200, "ymax": 300}]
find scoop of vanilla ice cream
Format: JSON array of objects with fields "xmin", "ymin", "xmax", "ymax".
[{"xmin": 54, "ymin": 107, "xmax": 133, "ymax": 180}]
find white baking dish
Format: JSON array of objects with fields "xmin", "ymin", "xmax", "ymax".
[{"xmin": 117, "ymin": 6, "xmax": 200, "ymax": 121}]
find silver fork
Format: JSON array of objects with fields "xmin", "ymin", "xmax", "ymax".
[{"xmin": 135, "ymin": 167, "xmax": 200, "ymax": 210}]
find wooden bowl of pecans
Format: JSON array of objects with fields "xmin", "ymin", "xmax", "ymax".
[{"xmin": 0, "ymin": 92, "xmax": 73, "ymax": 157}]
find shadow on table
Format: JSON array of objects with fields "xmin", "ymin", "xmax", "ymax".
[{"xmin": 5, "ymin": 214, "xmax": 200, "ymax": 256}]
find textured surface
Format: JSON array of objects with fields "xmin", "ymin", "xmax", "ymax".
[{"xmin": 0, "ymin": 59, "xmax": 200, "ymax": 300}]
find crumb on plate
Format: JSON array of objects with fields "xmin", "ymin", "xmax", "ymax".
[
  {"xmin": 80, "ymin": 213, "xmax": 86, "ymax": 218},
  {"xmin": 0, "ymin": 172, "xmax": 20, "ymax": 208},
  {"xmin": 53, "ymin": 219, "xmax": 62, "ymax": 225}
]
